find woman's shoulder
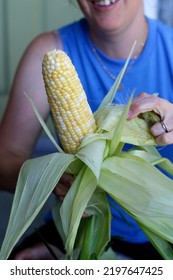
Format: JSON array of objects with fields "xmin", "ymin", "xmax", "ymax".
[
  {"xmin": 26, "ymin": 31, "xmax": 60, "ymax": 54},
  {"xmin": 53, "ymin": 18, "xmax": 88, "ymax": 52}
]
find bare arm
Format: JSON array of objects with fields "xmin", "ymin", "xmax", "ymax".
[{"xmin": 0, "ymin": 31, "xmax": 62, "ymax": 192}]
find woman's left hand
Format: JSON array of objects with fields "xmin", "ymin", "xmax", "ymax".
[
  {"xmin": 53, "ymin": 173, "xmax": 74, "ymax": 201},
  {"xmin": 128, "ymin": 92, "xmax": 173, "ymax": 145}
]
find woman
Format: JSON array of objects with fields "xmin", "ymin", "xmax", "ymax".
[{"xmin": 1, "ymin": 0, "xmax": 173, "ymax": 259}]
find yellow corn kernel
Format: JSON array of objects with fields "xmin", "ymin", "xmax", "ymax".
[{"xmin": 42, "ymin": 49, "xmax": 97, "ymax": 154}]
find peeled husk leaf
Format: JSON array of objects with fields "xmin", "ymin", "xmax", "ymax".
[{"xmin": 95, "ymin": 105, "xmax": 157, "ymax": 146}]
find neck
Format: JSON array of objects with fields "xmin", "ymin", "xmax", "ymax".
[{"xmin": 89, "ymin": 15, "xmax": 148, "ymax": 59}]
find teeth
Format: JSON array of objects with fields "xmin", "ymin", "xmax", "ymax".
[
  {"xmin": 94, "ymin": 0, "xmax": 118, "ymax": 6},
  {"xmin": 95, "ymin": 0, "xmax": 111, "ymax": 6}
]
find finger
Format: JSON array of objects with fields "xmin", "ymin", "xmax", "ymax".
[
  {"xmin": 155, "ymin": 130, "xmax": 173, "ymax": 146},
  {"xmin": 53, "ymin": 183, "xmax": 69, "ymax": 196},
  {"xmin": 151, "ymin": 121, "xmax": 167, "ymax": 137},
  {"xmin": 128, "ymin": 93, "xmax": 165, "ymax": 119},
  {"xmin": 151, "ymin": 117, "xmax": 172, "ymax": 134},
  {"xmin": 150, "ymin": 120, "xmax": 173, "ymax": 145},
  {"xmin": 59, "ymin": 173, "xmax": 74, "ymax": 187}
]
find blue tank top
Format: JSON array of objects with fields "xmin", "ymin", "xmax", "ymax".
[{"xmin": 53, "ymin": 17, "xmax": 173, "ymax": 243}]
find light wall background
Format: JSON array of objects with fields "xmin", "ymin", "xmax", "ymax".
[
  {"xmin": 0, "ymin": 0, "xmax": 83, "ymax": 118},
  {"xmin": 144, "ymin": 0, "xmax": 158, "ymax": 19}
]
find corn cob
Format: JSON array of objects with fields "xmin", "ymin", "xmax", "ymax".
[
  {"xmin": 139, "ymin": 111, "xmax": 161, "ymax": 128},
  {"xmin": 42, "ymin": 49, "xmax": 97, "ymax": 154}
]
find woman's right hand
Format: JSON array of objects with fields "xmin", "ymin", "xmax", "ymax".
[{"xmin": 128, "ymin": 92, "xmax": 173, "ymax": 145}]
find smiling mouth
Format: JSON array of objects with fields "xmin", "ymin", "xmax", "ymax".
[{"xmin": 91, "ymin": 0, "xmax": 120, "ymax": 7}]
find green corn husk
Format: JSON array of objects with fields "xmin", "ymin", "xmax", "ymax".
[{"xmin": 1, "ymin": 43, "xmax": 173, "ymax": 260}]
